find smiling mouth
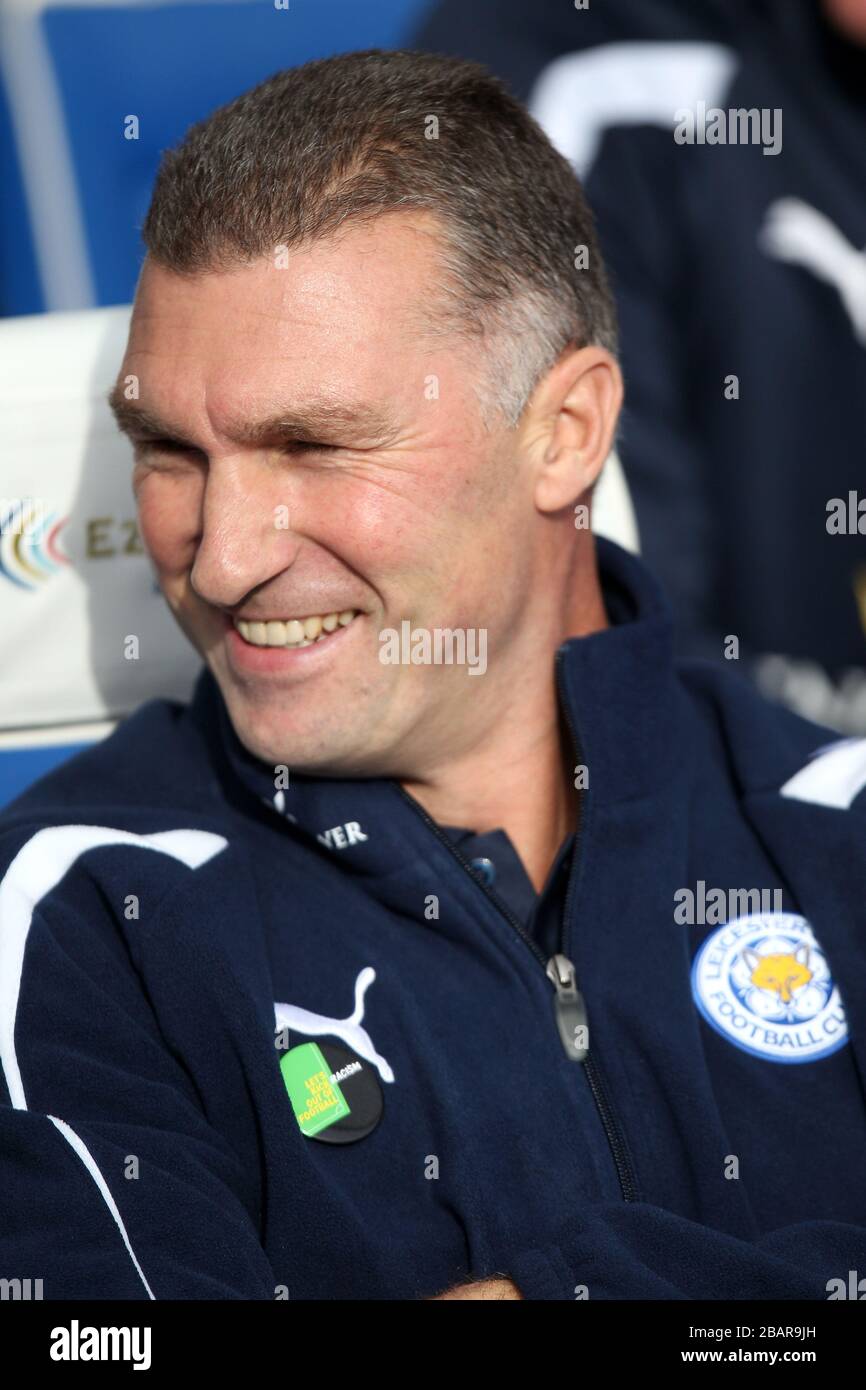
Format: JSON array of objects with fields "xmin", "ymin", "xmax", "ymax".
[{"xmin": 232, "ymin": 609, "xmax": 360, "ymax": 649}]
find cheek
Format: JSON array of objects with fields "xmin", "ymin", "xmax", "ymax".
[
  {"xmin": 135, "ymin": 472, "xmax": 201, "ymax": 573},
  {"xmin": 316, "ymin": 458, "xmax": 517, "ymax": 628},
  {"xmin": 329, "ymin": 445, "xmax": 502, "ymax": 561}
]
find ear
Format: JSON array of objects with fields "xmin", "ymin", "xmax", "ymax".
[
  {"xmin": 741, "ymin": 948, "xmax": 760, "ymax": 972},
  {"xmin": 519, "ymin": 345, "xmax": 623, "ymax": 515},
  {"xmin": 795, "ymin": 944, "xmax": 810, "ymax": 966}
]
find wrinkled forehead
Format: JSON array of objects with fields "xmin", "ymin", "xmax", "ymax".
[
  {"xmin": 128, "ymin": 211, "xmax": 450, "ymax": 357},
  {"xmin": 120, "ymin": 214, "xmax": 461, "ymax": 438}
]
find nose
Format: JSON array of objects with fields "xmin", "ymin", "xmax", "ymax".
[{"xmin": 189, "ymin": 455, "xmax": 301, "ymax": 609}]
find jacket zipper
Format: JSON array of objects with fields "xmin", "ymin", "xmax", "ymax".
[
  {"xmin": 555, "ymin": 649, "xmax": 638, "ymax": 1202},
  {"xmin": 398, "ymin": 655, "xmax": 638, "ymax": 1203}
]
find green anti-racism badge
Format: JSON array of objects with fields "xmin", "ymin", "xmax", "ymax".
[
  {"xmin": 280, "ymin": 1041, "xmax": 351, "ymax": 1137},
  {"xmin": 279, "ymin": 1038, "xmax": 385, "ymax": 1143}
]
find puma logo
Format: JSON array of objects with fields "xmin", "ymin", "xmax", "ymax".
[
  {"xmin": 742, "ymin": 944, "xmax": 812, "ymax": 1005},
  {"xmin": 274, "ymin": 966, "xmax": 395, "ymax": 1083},
  {"xmin": 759, "ymin": 198, "xmax": 866, "ymax": 344}
]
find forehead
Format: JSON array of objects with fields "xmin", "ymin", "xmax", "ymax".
[{"xmin": 123, "ymin": 213, "xmax": 447, "ymax": 430}]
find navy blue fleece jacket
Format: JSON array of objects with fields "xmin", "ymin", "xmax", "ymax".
[{"xmin": 1, "ymin": 539, "xmax": 866, "ymax": 1299}]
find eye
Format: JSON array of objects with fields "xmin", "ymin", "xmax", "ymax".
[
  {"xmin": 133, "ymin": 437, "xmax": 197, "ymax": 456},
  {"xmin": 282, "ymin": 440, "xmax": 338, "ymax": 455}
]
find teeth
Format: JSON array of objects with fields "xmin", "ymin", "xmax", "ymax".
[{"xmin": 234, "ymin": 610, "xmax": 359, "ymax": 648}]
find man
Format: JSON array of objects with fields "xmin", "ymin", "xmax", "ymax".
[
  {"xmin": 417, "ymin": 0, "xmax": 866, "ymax": 732},
  {"xmin": 1, "ymin": 48, "xmax": 866, "ymax": 1301}
]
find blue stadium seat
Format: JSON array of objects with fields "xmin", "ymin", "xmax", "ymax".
[{"xmin": 0, "ymin": 0, "xmax": 435, "ymax": 315}]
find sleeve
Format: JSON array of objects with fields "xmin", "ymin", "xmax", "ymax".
[
  {"xmin": 0, "ymin": 866, "xmax": 276, "ymax": 1300},
  {"xmin": 504, "ymin": 1201, "xmax": 866, "ymax": 1300}
]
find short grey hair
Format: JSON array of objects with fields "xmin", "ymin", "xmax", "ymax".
[{"xmin": 142, "ymin": 48, "xmax": 618, "ymax": 428}]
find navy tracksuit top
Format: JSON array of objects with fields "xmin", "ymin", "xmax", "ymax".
[{"xmin": 2, "ymin": 538, "xmax": 866, "ymax": 1300}]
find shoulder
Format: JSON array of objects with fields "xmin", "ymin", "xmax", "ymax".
[
  {"xmin": 0, "ymin": 689, "xmax": 234, "ymax": 932},
  {"xmin": 678, "ymin": 659, "xmax": 864, "ymax": 806},
  {"xmin": 0, "ymin": 693, "xmax": 215, "ymax": 831}
]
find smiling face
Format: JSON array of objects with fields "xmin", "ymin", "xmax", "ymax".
[{"xmin": 116, "ymin": 212, "xmax": 563, "ymax": 777}]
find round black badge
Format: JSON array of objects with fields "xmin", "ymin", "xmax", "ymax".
[{"xmin": 307, "ymin": 1039, "xmax": 385, "ymax": 1144}]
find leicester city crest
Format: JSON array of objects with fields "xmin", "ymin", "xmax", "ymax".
[{"xmin": 691, "ymin": 913, "xmax": 848, "ymax": 1063}]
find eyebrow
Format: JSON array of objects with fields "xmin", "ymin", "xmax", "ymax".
[{"xmin": 106, "ymin": 385, "xmax": 397, "ymax": 448}]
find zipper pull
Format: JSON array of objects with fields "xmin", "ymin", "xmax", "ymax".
[{"xmin": 546, "ymin": 953, "xmax": 589, "ymax": 1062}]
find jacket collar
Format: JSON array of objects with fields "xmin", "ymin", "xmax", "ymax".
[{"xmin": 190, "ymin": 537, "xmax": 683, "ymax": 864}]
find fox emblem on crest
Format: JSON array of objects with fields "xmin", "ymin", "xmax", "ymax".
[{"xmin": 741, "ymin": 944, "xmax": 813, "ymax": 1005}]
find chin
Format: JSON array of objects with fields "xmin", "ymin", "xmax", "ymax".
[{"xmin": 225, "ymin": 699, "xmax": 360, "ymax": 775}]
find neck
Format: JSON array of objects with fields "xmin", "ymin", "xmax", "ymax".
[
  {"xmin": 402, "ymin": 706, "xmax": 578, "ymax": 891},
  {"xmin": 400, "ymin": 544, "xmax": 607, "ymax": 890}
]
